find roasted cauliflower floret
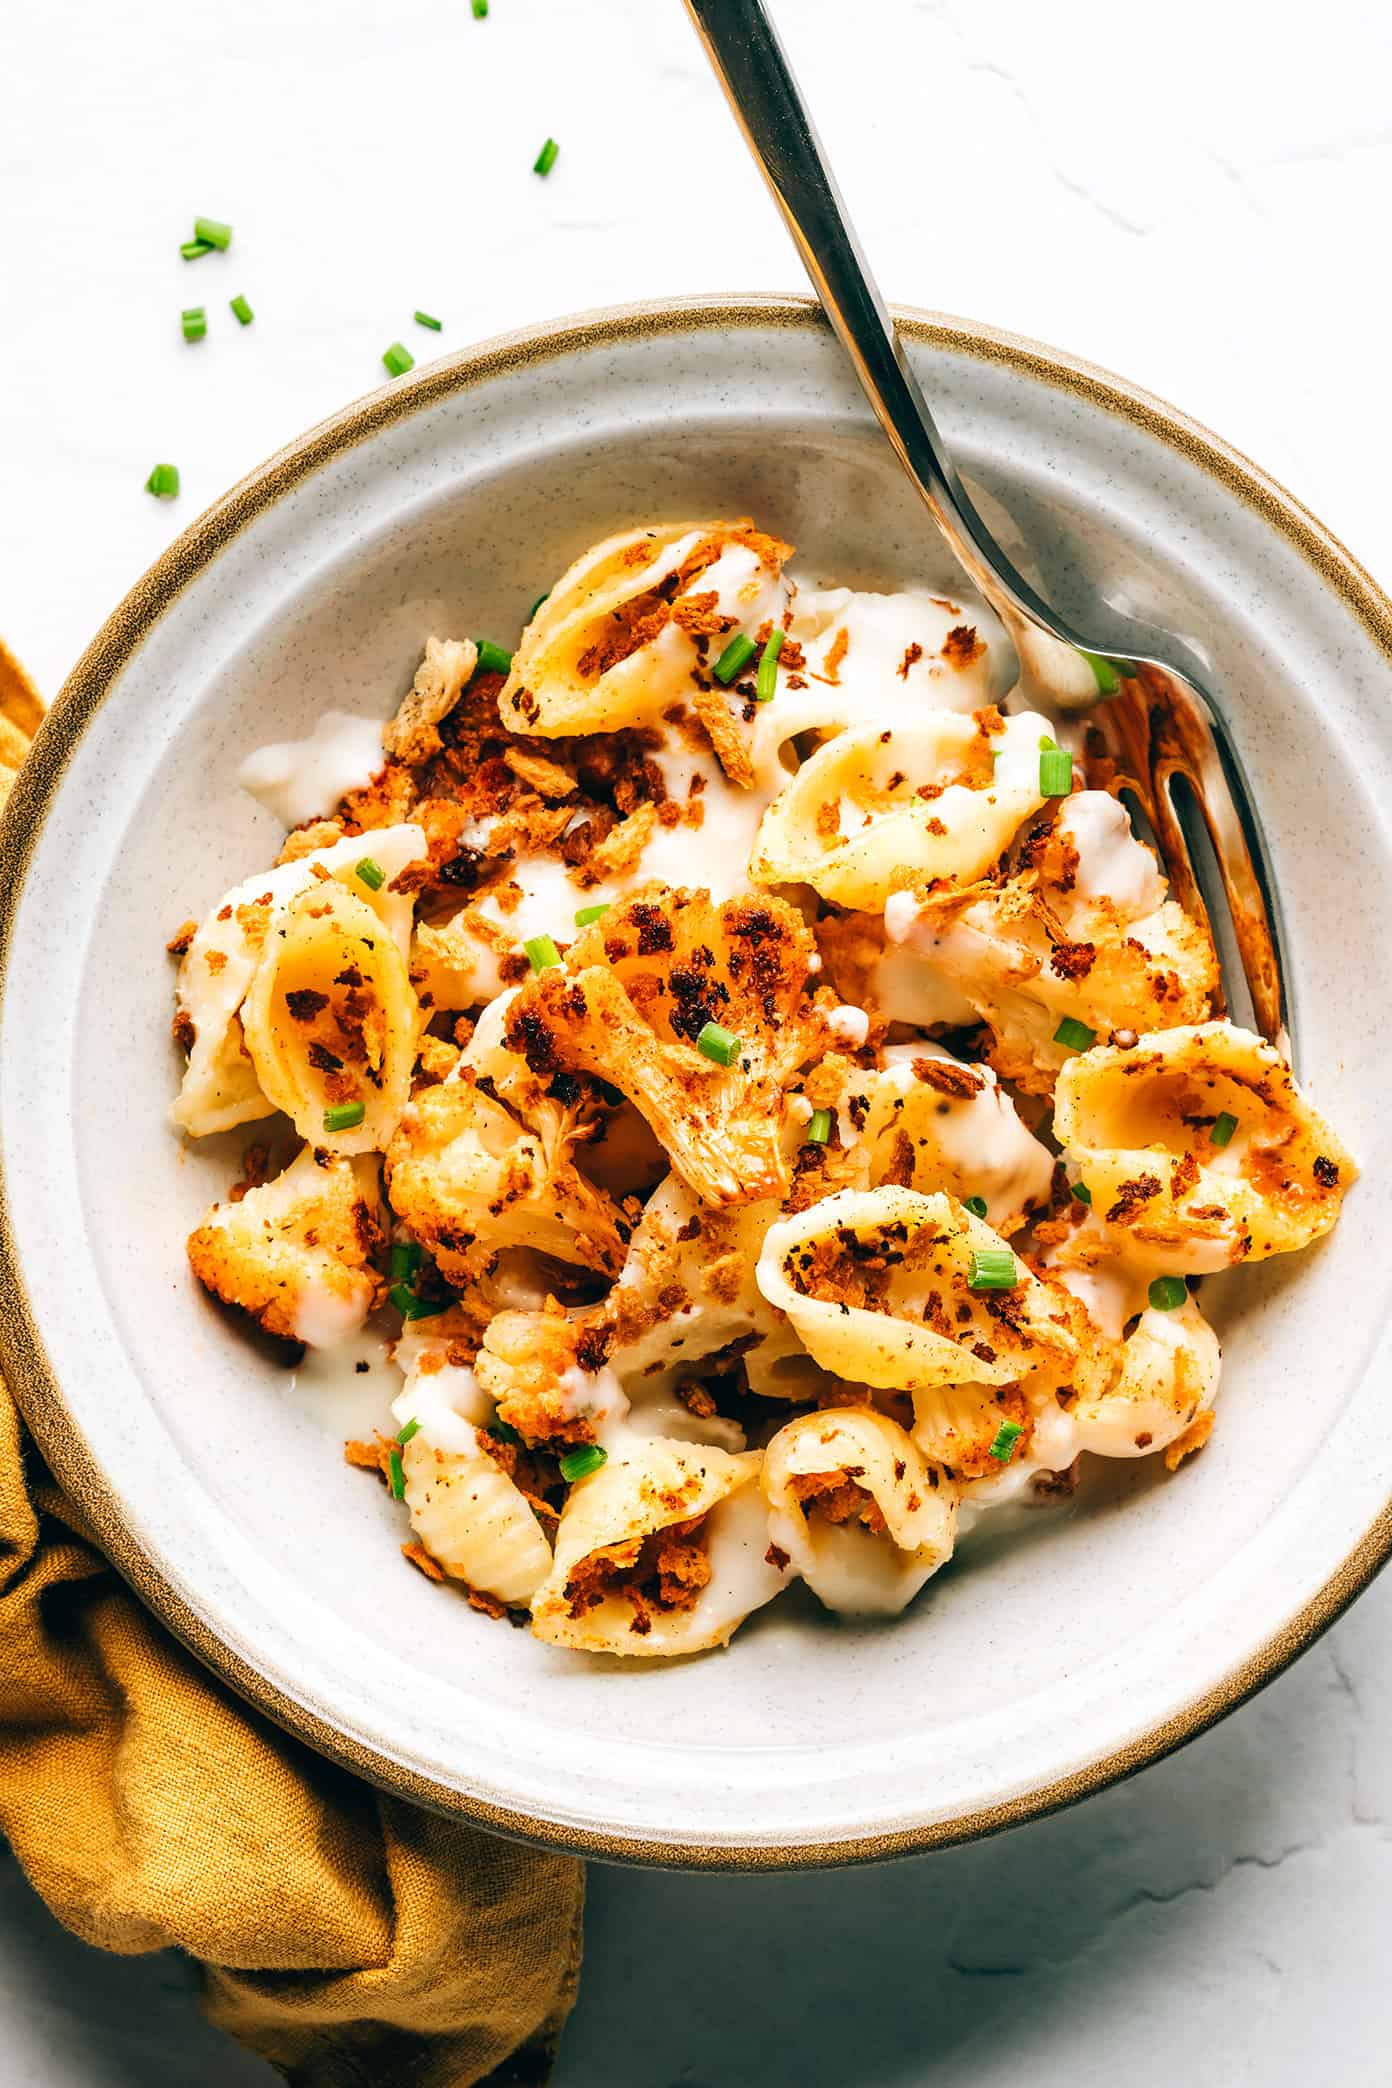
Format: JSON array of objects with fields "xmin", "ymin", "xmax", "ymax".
[
  {"xmin": 502, "ymin": 884, "xmax": 825, "ymax": 1208},
  {"xmin": 382, "ymin": 636, "xmax": 479, "ymax": 765},
  {"xmin": 187, "ymin": 1144, "xmax": 385, "ymax": 1346},
  {"xmin": 384, "ymin": 1063, "xmax": 629, "ymax": 1285},
  {"xmin": 888, "ymin": 791, "xmax": 1218, "ymax": 1094}
]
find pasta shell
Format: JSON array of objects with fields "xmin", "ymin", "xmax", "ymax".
[
  {"xmin": 762, "ymin": 1408, "xmax": 957, "ymax": 1615},
  {"xmin": 243, "ymin": 881, "xmax": 420, "ymax": 1155},
  {"xmin": 1072, "ymin": 1298, "xmax": 1222, "ymax": 1459},
  {"xmin": 1054, "ymin": 1020, "xmax": 1356, "ymax": 1270},
  {"xmin": 172, "ymin": 823, "xmax": 427, "ymax": 1136},
  {"xmin": 530, "ymin": 1441, "xmax": 782, "ymax": 1656},
  {"xmin": 501, "ymin": 521, "xmax": 792, "ymax": 739},
  {"xmin": 400, "ymin": 1428, "xmax": 553, "ymax": 1607},
  {"xmin": 756, "ymin": 1185, "xmax": 1078, "ymax": 1393},
  {"xmin": 751, "ymin": 710, "xmax": 1050, "ymax": 909}
]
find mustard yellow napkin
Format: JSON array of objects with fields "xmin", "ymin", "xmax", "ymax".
[{"xmin": 0, "ymin": 655, "xmax": 584, "ymax": 2086}]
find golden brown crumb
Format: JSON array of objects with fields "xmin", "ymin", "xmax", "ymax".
[
  {"xmin": 166, "ymin": 919, "xmax": 197, "ymax": 955},
  {"xmin": 402, "ymin": 1540, "xmax": 445, "ymax": 1583},
  {"xmin": 1164, "ymin": 1410, "xmax": 1216, "ymax": 1471}
]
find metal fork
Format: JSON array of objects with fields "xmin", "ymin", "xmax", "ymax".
[{"xmin": 682, "ymin": 0, "xmax": 1290, "ymax": 1056}]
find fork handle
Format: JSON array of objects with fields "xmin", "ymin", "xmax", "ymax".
[{"xmin": 681, "ymin": 0, "xmax": 1070, "ymax": 641}]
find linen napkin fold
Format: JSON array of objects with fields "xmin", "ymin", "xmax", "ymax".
[{"xmin": 0, "ymin": 657, "xmax": 584, "ymax": 2086}]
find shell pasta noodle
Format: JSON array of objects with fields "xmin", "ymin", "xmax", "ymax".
[{"xmin": 167, "ymin": 515, "xmax": 1356, "ymax": 1659}]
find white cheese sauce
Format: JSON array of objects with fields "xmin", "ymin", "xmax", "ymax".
[{"xmin": 238, "ymin": 711, "xmax": 386, "ymax": 828}]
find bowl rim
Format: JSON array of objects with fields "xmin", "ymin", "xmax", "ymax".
[{"xmin": 3, "ymin": 290, "xmax": 1390, "ymax": 1870}]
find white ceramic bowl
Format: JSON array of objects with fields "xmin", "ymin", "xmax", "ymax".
[{"xmin": 3, "ymin": 296, "xmax": 1390, "ymax": 1868}]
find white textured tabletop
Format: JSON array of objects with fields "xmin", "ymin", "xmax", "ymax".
[{"xmin": 2, "ymin": 1, "xmax": 1391, "ymax": 2081}]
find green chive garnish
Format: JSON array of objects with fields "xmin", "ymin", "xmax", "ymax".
[
  {"xmin": 414, "ymin": 310, "xmax": 443, "ymax": 331},
  {"xmin": 696, "ymin": 1021, "xmax": 741, "ymax": 1067},
  {"xmin": 524, "ymin": 935, "xmax": 561, "ymax": 973},
  {"xmin": 324, "ymin": 1101, "xmax": 366, "ymax": 1132},
  {"xmin": 1148, "ymin": 1275, "xmax": 1188, "ymax": 1312},
  {"xmin": 1053, "ymin": 1017, "xmax": 1096, "ymax": 1052},
  {"xmin": 1080, "ymin": 649, "xmax": 1120, "ymax": 696},
  {"xmin": 533, "ymin": 137, "xmax": 560, "ymax": 176},
  {"xmin": 180, "ymin": 238, "xmax": 214, "ymax": 261},
  {"xmin": 806, "ymin": 1108, "xmax": 832, "ymax": 1145},
  {"xmin": 1039, "ymin": 747, "xmax": 1073, "ymax": 797},
  {"xmin": 968, "ymin": 1248, "xmax": 1019, "ymax": 1291},
  {"xmin": 528, "ymin": 592, "xmax": 550, "ymax": 619},
  {"xmin": 1211, "ymin": 1111, "xmax": 1238, "ymax": 1148},
  {"xmin": 229, "ymin": 293, "xmax": 254, "ymax": 326},
  {"xmin": 488, "ymin": 1418, "xmax": 524, "ymax": 1446},
  {"xmin": 390, "ymin": 1241, "xmax": 423, "ymax": 1283},
  {"xmin": 181, "ymin": 306, "xmax": 207, "ymax": 343},
  {"xmin": 559, "ymin": 1443, "xmax": 607, "ymax": 1483},
  {"xmin": 382, "ymin": 342, "xmax": 414, "ymax": 378},
  {"xmin": 988, "ymin": 1421, "xmax": 1024, "ymax": 1464},
  {"xmin": 396, "ymin": 1418, "xmax": 420, "ymax": 1446},
  {"xmin": 963, "ymin": 1195, "xmax": 988, "ymax": 1218},
  {"xmin": 389, "ymin": 1284, "xmax": 448, "ymax": 1321},
  {"xmin": 194, "ymin": 216, "xmax": 233, "ymax": 251},
  {"xmin": 574, "ymin": 903, "xmax": 610, "ymax": 927},
  {"xmin": 145, "ymin": 463, "xmax": 180, "ymax": 499},
  {"xmin": 472, "ymin": 0, "xmax": 488, "ymax": 14},
  {"xmin": 1070, "ymin": 1181, "xmax": 1092, "ymax": 1205},
  {"xmin": 388, "ymin": 1448, "xmax": 405, "ymax": 1499},
  {"xmin": 475, "ymin": 639, "xmax": 514, "ymax": 675},
  {"xmin": 755, "ymin": 627, "xmax": 785, "ymax": 703},
  {"xmin": 712, "ymin": 633, "xmax": 757, "ymax": 685},
  {"xmin": 355, "ymin": 857, "xmax": 386, "ymax": 891}
]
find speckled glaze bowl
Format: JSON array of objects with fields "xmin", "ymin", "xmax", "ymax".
[{"xmin": 2, "ymin": 297, "xmax": 1390, "ymax": 1868}]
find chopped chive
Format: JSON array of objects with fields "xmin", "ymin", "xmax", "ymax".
[
  {"xmin": 1070, "ymin": 1181, "xmax": 1093, "ymax": 1206},
  {"xmin": 145, "ymin": 463, "xmax": 180, "ymax": 499},
  {"xmin": 806, "ymin": 1108, "xmax": 832, "ymax": 1145},
  {"xmin": 559, "ymin": 1443, "xmax": 607, "ymax": 1483},
  {"xmin": 574, "ymin": 903, "xmax": 610, "ymax": 927},
  {"xmin": 229, "ymin": 293, "xmax": 254, "ymax": 326},
  {"xmin": 1080, "ymin": 648, "xmax": 1120, "ymax": 696},
  {"xmin": 988, "ymin": 1420, "xmax": 1024, "ymax": 1464},
  {"xmin": 528, "ymin": 591, "xmax": 550, "ymax": 619},
  {"xmin": 354, "ymin": 856, "xmax": 386, "ymax": 891},
  {"xmin": 1039, "ymin": 747, "xmax": 1073, "ymax": 797},
  {"xmin": 488, "ymin": 1417, "xmax": 524, "ymax": 1446},
  {"xmin": 389, "ymin": 1283, "xmax": 448, "ymax": 1321},
  {"xmin": 396, "ymin": 1417, "xmax": 421, "ymax": 1446},
  {"xmin": 324, "ymin": 1100, "xmax": 366, "ymax": 1132},
  {"xmin": 712, "ymin": 632, "xmax": 757, "ymax": 685},
  {"xmin": 414, "ymin": 310, "xmax": 443, "ymax": 331},
  {"xmin": 388, "ymin": 1448, "xmax": 405, "ymax": 1500},
  {"xmin": 1115, "ymin": 658, "xmax": 1140, "ymax": 680},
  {"xmin": 1053, "ymin": 1016, "xmax": 1096, "ymax": 1052},
  {"xmin": 524, "ymin": 934, "xmax": 561, "ymax": 973},
  {"xmin": 382, "ymin": 341, "xmax": 414, "ymax": 378},
  {"xmin": 474, "ymin": 638, "xmax": 514, "ymax": 676},
  {"xmin": 194, "ymin": 215, "xmax": 233, "ymax": 251},
  {"xmin": 180, "ymin": 238, "xmax": 214, "ymax": 260},
  {"xmin": 755, "ymin": 627, "xmax": 785, "ymax": 703},
  {"xmin": 533, "ymin": 137, "xmax": 560, "ymax": 177},
  {"xmin": 696, "ymin": 1021, "xmax": 741, "ymax": 1067},
  {"xmin": 1211, "ymin": 1111, "xmax": 1238, "ymax": 1148},
  {"xmin": 390, "ymin": 1241, "xmax": 423, "ymax": 1284},
  {"xmin": 968, "ymin": 1248, "xmax": 1019, "ymax": 1291},
  {"xmin": 1148, "ymin": 1275, "xmax": 1188, "ymax": 1312},
  {"xmin": 181, "ymin": 306, "xmax": 207, "ymax": 342},
  {"xmin": 472, "ymin": 0, "xmax": 488, "ymax": 14},
  {"xmin": 963, "ymin": 1195, "xmax": 988, "ymax": 1218}
]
